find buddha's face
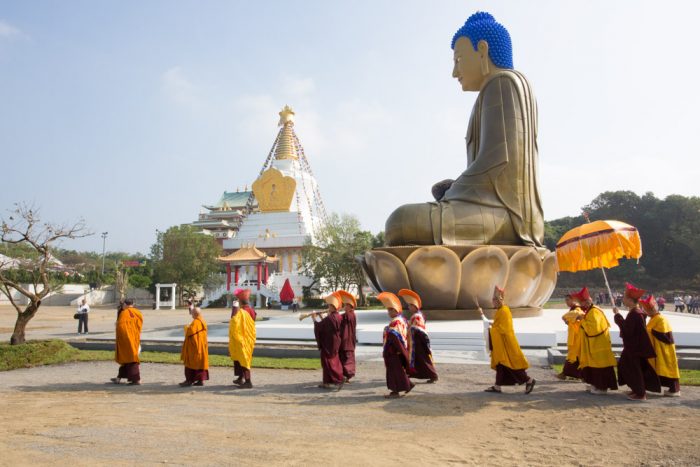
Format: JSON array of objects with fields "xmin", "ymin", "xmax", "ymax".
[{"xmin": 452, "ymin": 36, "xmax": 484, "ymax": 92}]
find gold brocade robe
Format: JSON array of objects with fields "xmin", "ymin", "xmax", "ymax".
[
  {"xmin": 181, "ymin": 317, "xmax": 209, "ymax": 371},
  {"xmin": 228, "ymin": 309, "xmax": 256, "ymax": 369},
  {"xmin": 578, "ymin": 306, "xmax": 616, "ymax": 369},
  {"xmin": 489, "ymin": 305, "xmax": 529, "ymax": 370},
  {"xmin": 646, "ymin": 314, "xmax": 680, "ymax": 379},
  {"xmin": 115, "ymin": 306, "xmax": 143, "ymax": 365},
  {"xmin": 563, "ymin": 307, "xmax": 584, "ymax": 363}
]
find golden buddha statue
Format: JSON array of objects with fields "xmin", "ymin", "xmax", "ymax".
[
  {"xmin": 385, "ymin": 12, "xmax": 544, "ymax": 248},
  {"xmin": 361, "ymin": 12, "xmax": 556, "ymax": 318}
]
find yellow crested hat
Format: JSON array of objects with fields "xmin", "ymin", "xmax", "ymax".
[
  {"xmin": 398, "ymin": 289, "xmax": 421, "ymax": 309},
  {"xmin": 377, "ymin": 292, "xmax": 402, "ymax": 313},
  {"xmin": 324, "ymin": 292, "xmax": 342, "ymax": 310},
  {"xmin": 336, "ymin": 290, "xmax": 357, "ymax": 308}
]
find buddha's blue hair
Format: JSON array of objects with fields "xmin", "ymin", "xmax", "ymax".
[{"xmin": 451, "ymin": 12, "xmax": 513, "ymax": 69}]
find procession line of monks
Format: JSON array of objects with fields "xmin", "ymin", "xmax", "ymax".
[
  {"xmin": 112, "ymin": 283, "xmax": 680, "ymax": 401},
  {"xmin": 558, "ymin": 284, "xmax": 681, "ymax": 400}
]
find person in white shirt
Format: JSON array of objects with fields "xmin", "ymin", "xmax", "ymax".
[{"xmin": 77, "ymin": 298, "xmax": 90, "ymax": 334}]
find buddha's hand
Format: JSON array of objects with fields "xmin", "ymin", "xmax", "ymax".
[{"xmin": 431, "ymin": 179, "xmax": 454, "ymax": 201}]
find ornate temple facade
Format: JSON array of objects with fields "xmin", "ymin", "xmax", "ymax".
[{"xmin": 193, "ymin": 106, "xmax": 327, "ymax": 305}]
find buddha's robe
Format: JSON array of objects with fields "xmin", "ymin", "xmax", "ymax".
[
  {"xmin": 562, "ymin": 306, "xmax": 584, "ymax": 378},
  {"xmin": 314, "ymin": 311, "xmax": 344, "ymax": 385},
  {"xmin": 408, "ymin": 311, "xmax": 438, "ymax": 381},
  {"xmin": 229, "ymin": 306, "xmax": 256, "ymax": 379},
  {"xmin": 614, "ymin": 309, "xmax": 660, "ymax": 396},
  {"xmin": 181, "ymin": 316, "xmax": 209, "ymax": 383},
  {"xmin": 115, "ymin": 306, "xmax": 143, "ymax": 383},
  {"xmin": 386, "ymin": 70, "xmax": 544, "ymax": 247},
  {"xmin": 578, "ymin": 306, "xmax": 618, "ymax": 390},
  {"xmin": 489, "ymin": 304, "xmax": 530, "ymax": 385},
  {"xmin": 383, "ymin": 317, "xmax": 412, "ymax": 393},
  {"xmin": 339, "ymin": 310, "xmax": 357, "ymax": 380},
  {"xmin": 647, "ymin": 313, "xmax": 680, "ymax": 392}
]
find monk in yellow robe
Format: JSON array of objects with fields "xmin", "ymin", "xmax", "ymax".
[
  {"xmin": 557, "ymin": 294, "xmax": 584, "ymax": 380},
  {"xmin": 574, "ymin": 287, "xmax": 618, "ymax": 394},
  {"xmin": 180, "ymin": 307, "xmax": 209, "ymax": 387},
  {"xmin": 112, "ymin": 298, "xmax": 143, "ymax": 385},
  {"xmin": 479, "ymin": 286, "xmax": 535, "ymax": 394},
  {"xmin": 229, "ymin": 288, "xmax": 256, "ymax": 389},
  {"xmin": 641, "ymin": 295, "xmax": 681, "ymax": 397}
]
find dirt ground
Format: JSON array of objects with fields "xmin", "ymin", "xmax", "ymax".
[{"xmin": 1, "ymin": 360, "xmax": 699, "ymax": 466}]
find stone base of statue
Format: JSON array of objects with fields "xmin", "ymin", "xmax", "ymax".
[{"xmin": 359, "ymin": 245, "xmax": 557, "ymax": 320}]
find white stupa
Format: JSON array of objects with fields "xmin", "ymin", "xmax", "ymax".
[{"xmin": 211, "ymin": 106, "xmax": 327, "ymax": 304}]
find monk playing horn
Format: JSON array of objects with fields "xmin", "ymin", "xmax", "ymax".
[
  {"xmin": 180, "ymin": 307, "xmax": 209, "ymax": 387},
  {"xmin": 613, "ymin": 284, "xmax": 661, "ymax": 401},
  {"xmin": 229, "ymin": 288, "xmax": 256, "ymax": 389},
  {"xmin": 313, "ymin": 292, "xmax": 344, "ymax": 390},
  {"xmin": 641, "ymin": 295, "xmax": 681, "ymax": 397},
  {"xmin": 398, "ymin": 289, "xmax": 438, "ymax": 384},
  {"xmin": 480, "ymin": 286, "xmax": 535, "ymax": 394},
  {"xmin": 337, "ymin": 290, "xmax": 357, "ymax": 384},
  {"xmin": 378, "ymin": 292, "xmax": 414, "ymax": 398}
]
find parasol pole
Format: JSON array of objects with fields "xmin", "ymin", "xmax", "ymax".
[{"xmin": 582, "ymin": 212, "xmax": 615, "ymax": 307}]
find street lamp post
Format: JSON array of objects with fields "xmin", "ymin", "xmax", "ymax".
[{"xmin": 101, "ymin": 232, "xmax": 108, "ymax": 276}]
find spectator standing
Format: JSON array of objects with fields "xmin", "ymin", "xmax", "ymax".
[
  {"xmin": 684, "ymin": 294, "xmax": 692, "ymax": 313},
  {"xmin": 657, "ymin": 296, "xmax": 666, "ymax": 311},
  {"xmin": 674, "ymin": 296, "xmax": 685, "ymax": 312},
  {"xmin": 77, "ymin": 298, "xmax": 89, "ymax": 334}
]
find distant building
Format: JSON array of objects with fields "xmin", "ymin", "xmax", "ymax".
[{"xmin": 193, "ymin": 106, "xmax": 327, "ymax": 306}]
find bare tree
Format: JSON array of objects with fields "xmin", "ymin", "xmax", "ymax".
[{"xmin": 0, "ymin": 203, "xmax": 90, "ymax": 345}]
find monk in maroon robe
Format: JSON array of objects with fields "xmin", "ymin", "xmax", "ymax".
[
  {"xmin": 313, "ymin": 292, "xmax": 344, "ymax": 389},
  {"xmin": 399, "ymin": 289, "xmax": 438, "ymax": 383},
  {"xmin": 337, "ymin": 290, "xmax": 357, "ymax": 383},
  {"xmin": 377, "ymin": 292, "xmax": 414, "ymax": 398},
  {"xmin": 613, "ymin": 283, "xmax": 661, "ymax": 401}
]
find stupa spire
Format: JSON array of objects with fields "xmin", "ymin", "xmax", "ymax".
[{"xmin": 274, "ymin": 105, "xmax": 298, "ymax": 160}]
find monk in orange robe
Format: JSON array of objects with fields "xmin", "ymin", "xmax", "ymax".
[
  {"xmin": 180, "ymin": 307, "xmax": 209, "ymax": 387},
  {"xmin": 480, "ymin": 286, "xmax": 535, "ymax": 394},
  {"xmin": 641, "ymin": 295, "xmax": 681, "ymax": 397},
  {"xmin": 112, "ymin": 298, "xmax": 143, "ymax": 385}
]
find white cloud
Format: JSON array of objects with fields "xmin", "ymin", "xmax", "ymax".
[
  {"xmin": 160, "ymin": 66, "xmax": 202, "ymax": 108},
  {"xmin": 0, "ymin": 19, "xmax": 21, "ymax": 39}
]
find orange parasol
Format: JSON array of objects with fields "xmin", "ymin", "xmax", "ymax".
[{"xmin": 556, "ymin": 218, "xmax": 642, "ymax": 304}]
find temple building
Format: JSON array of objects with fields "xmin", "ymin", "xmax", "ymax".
[{"xmin": 193, "ymin": 106, "xmax": 327, "ymax": 305}]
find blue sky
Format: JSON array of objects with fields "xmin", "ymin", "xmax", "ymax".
[{"xmin": 1, "ymin": 1, "xmax": 698, "ymax": 254}]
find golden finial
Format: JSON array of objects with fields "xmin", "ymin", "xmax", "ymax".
[{"xmin": 278, "ymin": 105, "xmax": 295, "ymax": 127}]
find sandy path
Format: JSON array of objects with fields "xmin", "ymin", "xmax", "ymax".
[{"xmin": 0, "ymin": 361, "xmax": 698, "ymax": 466}]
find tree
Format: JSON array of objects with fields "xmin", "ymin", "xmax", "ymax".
[
  {"xmin": 0, "ymin": 203, "xmax": 89, "ymax": 345},
  {"xmin": 150, "ymin": 225, "xmax": 222, "ymax": 303},
  {"xmin": 301, "ymin": 213, "xmax": 374, "ymax": 306}
]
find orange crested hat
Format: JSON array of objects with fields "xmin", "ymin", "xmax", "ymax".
[
  {"xmin": 324, "ymin": 292, "xmax": 342, "ymax": 310},
  {"xmin": 398, "ymin": 289, "xmax": 421, "ymax": 309},
  {"xmin": 624, "ymin": 283, "xmax": 646, "ymax": 301},
  {"xmin": 336, "ymin": 290, "xmax": 357, "ymax": 308},
  {"xmin": 639, "ymin": 295, "xmax": 657, "ymax": 313},
  {"xmin": 377, "ymin": 292, "xmax": 402, "ymax": 313},
  {"xmin": 234, "ymin": 288, "xmax": 251, "ymax": 301},
  {"xmin": 572, "ymin": 287, "xmax": 591, "ymax": 302}
]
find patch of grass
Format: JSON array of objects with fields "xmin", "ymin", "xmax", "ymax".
[
  {"xmin": 1, "ymin": 340, "xmax": 320, "ymax": 371},
  {"xmin": 0, "ymin": 340, "xmax": 79, "ymax": 371},
  {"xmin": 551, "ymin": 364, "xmax": 700, "ymax": 386}
]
